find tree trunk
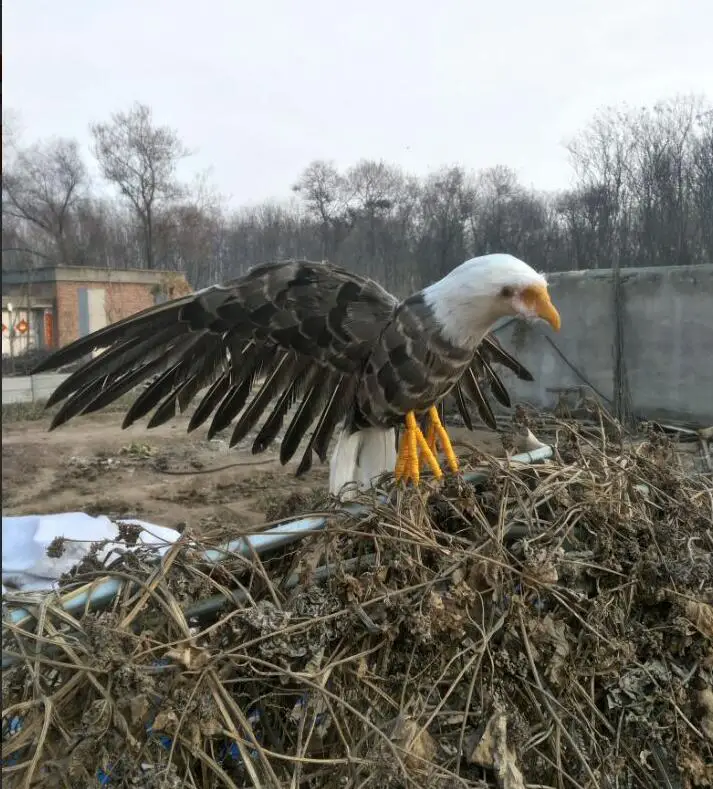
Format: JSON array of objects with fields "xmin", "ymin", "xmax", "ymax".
[{"xmin": 145, "ymin": 207, "xmax": 154, "ymax": 269}]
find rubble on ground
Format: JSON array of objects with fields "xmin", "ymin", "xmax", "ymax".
[{"xmin": 2, "ymin": 414, "xmax": 712, "ymax": 788}]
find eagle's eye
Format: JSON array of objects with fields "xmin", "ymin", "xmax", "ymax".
[{"xmin": 500, "ymin": 286, "xmax": 514, "ymax": 299}]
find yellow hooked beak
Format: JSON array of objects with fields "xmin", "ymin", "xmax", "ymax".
[{"xmin": 522, "ymin": 284, "xmax": 561, "ymax": 332}]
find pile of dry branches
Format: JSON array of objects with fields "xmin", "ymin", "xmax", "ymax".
[{"xmin": 3, "ymin": 418, "xmax": 712, "ymax": 788}]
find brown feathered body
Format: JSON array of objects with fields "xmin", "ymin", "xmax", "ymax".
[{"xmin": 34, "ymin": 260, "xmax": 533, "ymax": 475}]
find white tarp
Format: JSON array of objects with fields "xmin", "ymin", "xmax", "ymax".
[{"xmin": 2, "ymin": 512, "xmax": 181, "ymax": 594}]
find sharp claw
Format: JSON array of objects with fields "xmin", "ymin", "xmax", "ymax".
[
  {"xmin": 394, "ymin": 411, "xmax": 445, "ymax": 486},
  {"xmin": 427, "ymin": 406, "xmax": 459, "ymax": 474}
]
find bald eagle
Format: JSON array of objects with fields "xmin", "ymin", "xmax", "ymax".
[{"xmin": 33, "ymin": 254, "xmax": 560, "ymax": 497}]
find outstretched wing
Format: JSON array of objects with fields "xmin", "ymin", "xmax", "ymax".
[{"xmin": 34, "ymin": 260, "xmax": 398, "ymax": 474}]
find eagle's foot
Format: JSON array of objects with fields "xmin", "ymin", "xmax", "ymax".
[
  {"xmin": 395, "ymin": 411, "xmax": 443, "ymax": 485},
  {"xmin": 424, "ymin": 419, "xmax": 437, "ymax": 453},
  {"xmin": 424, "ymin": 406, "xmax": 460, "ymax": 474}
]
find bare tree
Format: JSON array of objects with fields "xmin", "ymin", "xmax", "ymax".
[
  {"xmin": 91, "ymin": 102, "xmax": 189, "ymax": 269},
  {"xmin": 415, "ymin": 166, "xmax": 475, "ymax": 281},
  {"xmin": 567, "ymin": 107, "xmax": 639, "ymax": 421},
  {"xmin": 2, "ymin": 137, "xmax": 88, "ymax": 266},
  {"xmin": 2, "ymin": 108, "xmax": 23, "ymax": 161},
  {"xmin": 691, "ymin": 111, "xmax": 713, "ymax": 259},
  {"xmin": 4, "ymin": 93, "xmax": 709, "ymax": 300},
  {"xmin": 292, "ymin": 160, "xmax": 353, "ymax": 259},
  {"xmin": 341, "ymin": 160, "xmax": 406, "ymax": 281},
  {"xmin": 566, "ymin": 95, "xmax": 712, "ymax": 269},
  {"xmin": 154, "ymin": 175, "xmax": 225, "ymax": 285}
]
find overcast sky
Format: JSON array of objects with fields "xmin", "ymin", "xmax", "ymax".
[{"xmin": 4, "ymin": 0, "xmax": 712, "ymax": 206}]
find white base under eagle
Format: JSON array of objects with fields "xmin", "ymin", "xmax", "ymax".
[{"xmin": 34, "ymin": 254, "xmax": 561, "ymax": 498}]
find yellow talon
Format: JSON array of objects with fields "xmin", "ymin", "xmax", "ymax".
[
  {"xmin": 424, "ymin": 419, "xmax": 437, "ymax": 453},
  {"xmin": 394, "ymin": 407, "xmax": 460, "ymax": 486},
  {"xmin": 419, "ymin": 414, "xmax": 438, "ymax": 467},
  {"xmin": 427, "ymin": 406, "xmax": 460, "ymax": 474},
  {"xmin": 395, "ymin": 411, "xmax": 444, "ymax": 486},
  {"xmin": 394, "ymin": 435, "xmax": 409, "ymax": 478}
]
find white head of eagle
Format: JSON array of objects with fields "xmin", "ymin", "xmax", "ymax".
[{"xmin": 422, "ymin": 253, "xmax": 561, "ymax": 351}]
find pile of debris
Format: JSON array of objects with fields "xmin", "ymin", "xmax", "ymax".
[{"xmin": 2, "ymin": 418, "xmax": 712, "ymax": 788}]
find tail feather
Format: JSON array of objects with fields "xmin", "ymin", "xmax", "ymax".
[{"xmin": 329, "ymin": 427, "xmax": 397, "ymax": 501}]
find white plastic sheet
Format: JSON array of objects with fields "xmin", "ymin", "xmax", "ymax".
[{"xmin": 2, "ymin": 512, "xmax": 180, "ymax": 594}]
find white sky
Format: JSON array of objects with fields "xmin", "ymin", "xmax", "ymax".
[{"xmin": 4, "ymin": 0, "xmax": 712, "ymax": 206}]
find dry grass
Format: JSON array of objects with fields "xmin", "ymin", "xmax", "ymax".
[
  {"xmin": 2, "ymin": 394, "xmax": 138, "ymax": 425},
  {"xmin": 1, "ymin": 400, "xmax": 55, "ymax": 423},
  {"xmin": 2, "ymin": 413, "xmax": 713, "ymax": 788}
]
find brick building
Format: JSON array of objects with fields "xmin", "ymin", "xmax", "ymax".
[{"xmin": 2, "ymin": 266, "xmax": 191, "ymax": 357}]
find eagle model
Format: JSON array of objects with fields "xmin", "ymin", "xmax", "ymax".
[{"xmin": 33, "ymin": 254, "xmax": 560, "ymax": 496}]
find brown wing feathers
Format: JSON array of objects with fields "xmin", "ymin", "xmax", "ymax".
[
  {"xmin": 450, "ymin": 332, "xmax": 534, "ymax": 431},
  {"xmin": 34, "ymin": 261, "xmax": 397, "ymax": 475},
  {"xmin": 34, "ymin": 259, "xmax": 535, "ymax": 474},
  {"xmin": 228, "ymin": 352, "xmax": 310, "ymax": 448},
  {"xmin": 480, "ymin": 334, "xmax": 534, "ymax": 383}
]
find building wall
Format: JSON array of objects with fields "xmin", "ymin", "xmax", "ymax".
[
  {"xmin": 3, "ymin": 268, "xmax": 190, "ymax": 358},
  {"xmin": 492, "ymin": 264, "xmax": 713, "ymax": 424},
  {"xmin": 2, "ymin": 282, "xmax": 57, "ymax": 355},
  {"xmin": 55, "ymin": 281, "xmax": 156, "ymax": 346}
]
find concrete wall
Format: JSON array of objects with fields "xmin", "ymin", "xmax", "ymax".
[
  {"xmin": 493, "ymin": 265, "xmax": 713, "ymax": 424},
  {"xmin": 2, "ymin": 374, "xmax": 71, "ymax": 405}
]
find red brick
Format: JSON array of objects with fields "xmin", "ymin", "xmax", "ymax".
[{"xmin": 55, "ymin": 281, "xmax": 158, "ymax": 347}]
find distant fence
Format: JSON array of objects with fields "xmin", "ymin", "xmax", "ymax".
[{"xmin": 2, "ymin": 374, "xmax": 70, "ymax": 405}]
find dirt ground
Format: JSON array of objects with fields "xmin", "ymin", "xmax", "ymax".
[{"xmin": 1, "ymin": 410, "xmax": 503, "ymax": 533}]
